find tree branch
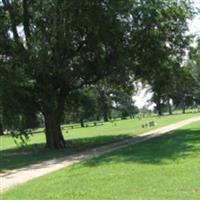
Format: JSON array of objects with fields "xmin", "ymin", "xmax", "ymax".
[{"xmin": 70, "ymin": 75, "xmax": 102, "ymax": 91}]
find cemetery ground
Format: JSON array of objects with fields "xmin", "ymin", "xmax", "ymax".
[
  {"xmin": 1, "ymin": 112, "xmax": 199, "ymax": 173},
  {"xmin": 0, "ymin": 112, "xmax": 200, "ymax": 199}
]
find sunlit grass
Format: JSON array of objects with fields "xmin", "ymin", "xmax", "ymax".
[
  {"xmin": 0, "ymin": 112, "xmax": 199, "ymax": 173},
  {"xmin": 2, "ymin": 122, "xmax": 200, "ymax": 200}
]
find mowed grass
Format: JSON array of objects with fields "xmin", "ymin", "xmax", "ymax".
[
  {"xmin": 2, "ymin": 122, "xmax": 200, "ymax": 200},
  {"xmin": 0, "ymin": 112, "xmax": 200, "ymax": 173}
]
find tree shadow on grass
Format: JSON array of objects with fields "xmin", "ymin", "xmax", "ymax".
[
  {"xmin": 84, "ymin": 128, "xmax": 200, "ymax": 167},
  {"xmin": 0, "ymin": 134, "xmax": 132, "ymax": 173},
  {"xmin": 1, "ymin": 128, "xmax": 200, "ymax": 173}
]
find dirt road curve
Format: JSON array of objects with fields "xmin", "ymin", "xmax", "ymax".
[{"xmin": 1, "ymin": 116, "xmax": 200, "ymax": 193}]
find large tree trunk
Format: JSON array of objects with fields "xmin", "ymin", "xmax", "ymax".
[
  {"xmin": 43, "ymin": 111, "xmax": 65, "ymax": 149},
  {"xmin": 41, "ymin": 88, "xmax": 67, "ymax": 149}
]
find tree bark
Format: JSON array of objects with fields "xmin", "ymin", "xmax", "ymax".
[
  {"xmin": 96, "ymin": 115, "xmax": 100, "ymax": 121},
  {"xmin": 182, "ymin": 105, "xmax": 186, "ymax": 114},
  {"xmin": 43, "ymin": 111, "xmax": 65, "ymax": 149},
  {"xmin": 182, "ymin": 99, "xmax": 186, "ymax": 114},
  {"xmin": 167, "ymin": 98, "xmax": 173, "ymax": 115},
  {"xmin": 80, "ymin": 118, "xmax": 84, "ymax": 128},
  {"xmin": 157, "ymin": 99, "xmax": 162, "ymax": 116},
  {"xmin": 0, "ymin": 122, "xmax": 3, "ymax": 135},
  {"xmin": 102, "ymin": 103, "xmax": 109, "ymax": 122},
  {"xmin": 103, "ymin": 112, "xmax": 109, "ymax": 122}
]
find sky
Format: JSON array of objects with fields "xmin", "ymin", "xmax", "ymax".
[
  {"xmin": 188, "ymin": 0, "xmax": 200, "ymax": 35},
  {"xmin": 134, "ymin": 0, "xmax": 200, "ymax": 109}
]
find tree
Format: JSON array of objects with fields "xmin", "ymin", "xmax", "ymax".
[
  {"xmin": 66, "ymin": 87, "xmax": 98, "ymax": 127},
  {"xmin": 0, "ymin": 1, "xmax": 133, "ymax": 148},
  {"xmin": 111, "ymin": 90, "xmax": 138, "ymax": 119},
  {"xmin": 190, "ymin": 39, "xmax": 200, "ymax": 80},
  {"xmin": 95, "ymin": 83, "xmax": 113, "ymax": 122},
  {"xmin": 187, "ymin": 38, "xmax": 200, "ymax": 104},
  {"xmin": 172, "ymin": 67, "xmax": 198, "ymax": 113},
  {"xmin": 128, "ymin": 0, "xmax": 194, "ymax": 115},
  {"xmin": 0, "ymin": 0, "xmax": 195, "ymax": 148}
]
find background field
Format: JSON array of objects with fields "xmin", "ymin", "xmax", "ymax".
[
  {"xmin": 2, "ymin": 121, "xmax": 200, "ymax": 200},
  {"xmin": 1, "ymin": 113, "xmax": 199, "ymax": 173}
]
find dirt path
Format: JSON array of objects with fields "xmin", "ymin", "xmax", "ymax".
[{"xmin": 1, "ymin": 116, "xmax": 200, "ymax": 193}]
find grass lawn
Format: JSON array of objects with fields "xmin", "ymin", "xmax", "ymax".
[
  {"xmin": 0, "ymin": 112, "xmax": 200, "ymax": 173},
  {"xmin": 2, "ymin": 121, "xmax": 200, "ymax": 200}
]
